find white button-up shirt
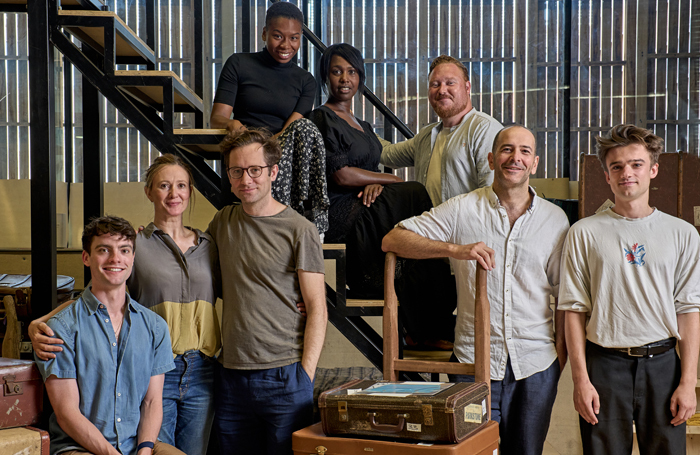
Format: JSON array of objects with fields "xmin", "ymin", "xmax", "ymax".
[{"xmin": 399, "ymin": 186, "xmax": 570, "ymax": 380}]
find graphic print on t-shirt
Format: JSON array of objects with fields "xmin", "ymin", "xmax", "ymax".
[{"xmin": 624, "ymin": 243, "xmax": 646, "ymax": 267}]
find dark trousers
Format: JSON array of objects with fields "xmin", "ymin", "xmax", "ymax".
[
  {"xmin": 214, "ymin": 362, "xmax": 314, "ymax": 455},
  {"xmin": 581, "ymin": 341, "xmax": 685, "ymax": 455},
  {"xmin": 449, "ymin": 355, "xmax": 560, "ymax": 455}
]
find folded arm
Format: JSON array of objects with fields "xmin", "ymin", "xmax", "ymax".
[{"xmin": 46, "ymin": 377, "xmax": 121, "ymax": 455}]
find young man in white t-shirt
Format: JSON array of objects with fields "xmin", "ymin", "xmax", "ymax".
[{"xmin": 559, "ymin": 124, "xmax": 700, "ymax": 454}]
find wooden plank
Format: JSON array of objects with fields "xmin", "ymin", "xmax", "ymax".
[
  {"xmin": 645, "ymin": 0, "xmax": 659, "ymax": 136},
  {"xmin": 690, "ymin": 1, "xmax": 700, "ymax": 155},
  {"xmin": 491, "ymin": 0, "xmax": 503, "ymax": 124},
  {"xmin": 7, "ymin": 57, "xmax": 18, "ymax": 179},
  {"xmin": 665, "ymin": 0, "xmax": 680, "ymax": 152},
  {"xmin": 590, "ymin": 0, "xmax": 601, "ymax": 142},
  {"xmin": 503, "ymin": 0, "xmax": 514, "ymax": 124},
  {"xmin": 481, "ymin": 0, "xmax": 493, "ymax": 116},
  {"xmin": 579, "ymin": 0, "xmax": 590, "ymax": 154},
  {"xmin": 395, "ymin": 0, "xmax": 407, "ymax": 142},
  {"xmin": 570, "ymin": 0, "xmax": 580, "ymax": 162},
  {"xmin": 600, "ymin": 0, "xmax": 612, "ymax": 129},
  {"xmin": 676, "ymin": 0, "xmax": 691, "ymax": 152},
  {"xmin": 117, "ymin": 126, "xmax": 128, "ymax": 182},
  {"xmin": 536, "ymin": 0, "xmax": 547, "ymax": 177},
  {"xmin": 418, "ymin": 0, "xmax": 429, "ymax": 128},
  {"xmin": 448, "ymin": 0, "xmax": 459, "ymax": 58},
  {"xmin": 624, "ymin": 0, "xmax": 637, "ymax": 126},
  {"xmin": 470, "ymin": 0, "xmax": 481, "ymax": 111}
]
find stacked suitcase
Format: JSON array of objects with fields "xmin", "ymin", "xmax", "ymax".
[
  {"xmin": 0, "ymin": 358, "xmax": 48, "ymax": 454},
  {"xmin": 293, "ymin": 259, "xmax": 498, "ymax": 454}
]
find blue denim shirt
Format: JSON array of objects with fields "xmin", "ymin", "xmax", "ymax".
[{"xmin": 35, "ymin": 288, "xmax": 174, "ymax": 455}]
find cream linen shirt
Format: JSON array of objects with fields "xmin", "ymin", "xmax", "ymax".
[{"xmin": 398, "ymin": 186, "xmax": 570, "ymax": 380}]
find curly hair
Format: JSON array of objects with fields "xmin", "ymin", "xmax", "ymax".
[
  {"xmin": 219, "ymin": 128, "xmax": 282, "ymax": 169},
  {"xmin": 595, "ymin": 124, "xmax": 664, "ymax": 170},
  {"xmin": 265, "ymin": 1, "xmax": 304, "ymax": 28},
  {"xmin": 429, "ymin": 55, "xmax": 469, "ymax": 82},
  {"xmin": 82, "ymin": 215, "xmax": 136, "ymax": 253}
]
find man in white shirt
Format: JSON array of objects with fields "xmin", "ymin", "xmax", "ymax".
[
  {"xmin": 559, "ymin": 124, "xmax": 700, "ymax": 455},
  {"xmin": 383, "ymin": 125, "xmax": 569, "ymax": 455},
  {"xmin": 380, "ymin": 55, "xmax": 502, "ymax": 206}
]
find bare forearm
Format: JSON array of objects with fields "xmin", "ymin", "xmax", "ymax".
[
  {"xmin": 565, "ymin": 311, "xmax": 589, "ymax": 383},
  {"xmin": 210, "ymin": 114, "xmax": 232, "ymax": 129},
  {"xmin": 677, "ymin": 312, "xmax": 700, "ymax": 386},
  {"xmin": 137, "ymin": 400, "xmax": 162, "ymax": 454},
  {"xmin": 333, "ymin": 167, "xmax": 403, "ymax": 188},
  {"xmin": 301, "ymin": 304, "xmax": 327, "ymax": 379},
  {"xmin": 56, "ymin": 410, "xmax": 119, "ymax": 455},
  {"xmin": 382, "ymin": 227, "xmax": 457, "ymax": 259},
  {"xmin": 555, "ymin": 307, "xmax": 568, "ymax": 368},
  {"xmin": 298, "ymin": 271, "xmax": 328, "ymax": 380}
]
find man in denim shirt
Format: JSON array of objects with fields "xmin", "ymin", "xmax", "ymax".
[{"xmin": 34, "ymin": 216, "xmax": 180, "ymax": 455}]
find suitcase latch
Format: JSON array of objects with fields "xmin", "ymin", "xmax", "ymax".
[
  {"xmin": 338, "ymin": 401, "xmax": 348, "ymax": 422},
  {"xmin": 3, "ymin": 374, "xmax": 23, "ymax": 396},
  {"xmin": 422, "ymin": 404, "xmax": 434, "ymax": 425},
  {"xmin": 314, "ymin": 446, "xmax": 327, "ymax": 454}
]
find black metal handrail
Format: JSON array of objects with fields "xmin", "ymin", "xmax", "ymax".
[{"xmin": 268, "ymin": 0, "xmax": 414, "ymax": 140}]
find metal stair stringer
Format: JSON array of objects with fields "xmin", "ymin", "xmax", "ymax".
[{"xmin": 50, "ymin": 29, "xmax": 225, "ymax": 209}]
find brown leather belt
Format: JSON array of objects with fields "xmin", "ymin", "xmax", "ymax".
[{"xmin": 593, "ymin": 338, "xmax": 676, "ymax": 358}]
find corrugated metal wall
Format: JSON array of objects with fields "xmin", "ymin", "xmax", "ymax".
[{"xmin": 0, "ymin": 0, "xmax": 698, "ymax": 181}]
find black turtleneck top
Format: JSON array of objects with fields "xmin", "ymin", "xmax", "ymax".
[{"xmin": 213, "ymin": 48, "xmax": 317, "ymax": 134}]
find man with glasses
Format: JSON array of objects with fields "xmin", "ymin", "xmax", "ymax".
[{"xmin": 207, "ymin": 128, "xmax": 327, "ymax": 454}]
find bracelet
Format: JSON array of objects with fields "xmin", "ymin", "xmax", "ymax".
[{"xmin": 137, "ymin": 441, "xmax": 155, "ymax": 451}]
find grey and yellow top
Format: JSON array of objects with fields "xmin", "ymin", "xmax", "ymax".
[{"xmin": 127, "ymin": 222, "xmax": 221, "ymax": 358}]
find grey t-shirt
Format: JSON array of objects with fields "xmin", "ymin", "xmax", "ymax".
[{"xmin": 208, "ymin": 205, "xmax": 325, "ymax": 370}]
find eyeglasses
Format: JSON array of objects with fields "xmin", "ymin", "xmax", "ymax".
[{"xmin": 226, "ymin": 165, "xmax": 271, "ymax": 180}]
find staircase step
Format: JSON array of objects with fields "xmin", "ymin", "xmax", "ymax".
[
  {"xmin": 58, "ymin": 10, "xmax": 156, "ymax": 66},
  {"xmin": 111, "ymin": 70, "xmax": 204, "ymax": 113},
  {"xmin": 173, "ymin": 129, "xmax": 227, "ymax": 159},
  {"xmin": 0, "ymin": 0, "xmax": 103, "ymax": 9}
]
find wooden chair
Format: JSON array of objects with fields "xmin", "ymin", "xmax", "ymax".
[{"xmin": 382, "ymin": 252, "xmax": 491, "ymax": 419}]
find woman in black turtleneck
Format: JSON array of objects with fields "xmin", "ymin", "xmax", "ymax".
[
  {"xmin": 210, "ymin": 1, "xmax": 329, "ymax": 235},
  {"xmin": 210, "ymin": 2, "xmax": 315, "ymax": 137}
]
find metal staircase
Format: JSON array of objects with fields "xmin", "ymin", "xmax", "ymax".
[{"xmin": 6, "ymin": 0, "xmax": 414, "ymax": 371}]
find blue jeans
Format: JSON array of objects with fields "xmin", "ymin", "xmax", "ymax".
[
  {"xmin": 159, "ymin": 351, "xmax": 215, "ymax": 455},
  {"xmin": 214, "ymin": 362, "xmax": 314, "ymax": 455},
  {"xmin": 449, "ymin": 355, "xmax": 560, "ymax": 455}
]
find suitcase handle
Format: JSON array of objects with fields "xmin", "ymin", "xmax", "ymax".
[{"xmin": 366, "ymin": 412, "xmax": 409, "ymax": 433}]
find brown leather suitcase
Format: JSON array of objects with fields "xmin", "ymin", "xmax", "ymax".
[
  {"xmin": 319, "ymin": 379, "xmax": 489, "ymax": 443},
  {"xmin": 0, "ymin": 426, "xmax": 49, "ymax": 454},
  {"xmin": 0, "ymin": 358, "xmax": 44, "ymax": 428},
  {"xmin": 293, "ymin": 420, "xmax": 498, "ymax": 455}
]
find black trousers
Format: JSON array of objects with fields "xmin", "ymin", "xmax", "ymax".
[{"xmin": 581, "ymin": 341, "xmax": 685, "ymax": 455}]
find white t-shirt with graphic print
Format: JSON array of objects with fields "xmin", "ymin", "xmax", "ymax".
[{"xmin": 558, "ymin": 208, "xmax": 700, "ymax": 348}]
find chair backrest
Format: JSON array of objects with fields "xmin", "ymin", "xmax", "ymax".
[{"xmin": 382, "ymin": 252, "xmax": 491, "ymax": 418}]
